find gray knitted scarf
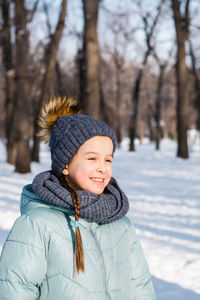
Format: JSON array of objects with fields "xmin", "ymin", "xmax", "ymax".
[{"xmin": 32, "ymin": 171, "xmax": 129, "ymax": 224}]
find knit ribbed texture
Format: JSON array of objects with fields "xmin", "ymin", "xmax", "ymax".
[
  {"xmin": 32, "ymin": 171, "xmax": 129, "ymax": 224},
  {"xmin": 50, "ymin": 114, "xmax": 117, "ymax": 176}
]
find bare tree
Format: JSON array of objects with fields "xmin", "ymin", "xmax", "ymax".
[
  {"xmin": 1, "ymin": 0, "xmax": 39, "ymax": 172},
  {"xmin": 153, "ymin": 47, "xmax": 174, "ymax": 150},
  {"xmin": 129, "ymin": 0, "xmax": 164, "ymax": 151},
  {"xmin": 171, "ymin": 0, "xmax": 190, "ymax": 158},
  {"xmin": 80, "ymin": 0, "xmax": 101, "ymax": 119},
  {"xmin": 11, "ymin": 0, "xmax": 31, "ymax": 173},
  {"xmin": 1, "ymin": 0, "xmax": 15, "ymax": 163},
  {"xmin": 189, "ymin": 39, "xmax": 200, "ymax": 130},
  {"xmin": 102, "ymin": 16, "xmax": 130, "ymax": 144},
  {"xmin": 155, "ymin": 63, "xmax": 165, "ymax": 150},
  {"xmin": 32, "ymin": 0, "xmax": 67, "ymax": 162}
]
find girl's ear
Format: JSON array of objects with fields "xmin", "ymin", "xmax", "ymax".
[{"xmin": 62, "ymin": 166, "xmax": 69, "ymax": 175}]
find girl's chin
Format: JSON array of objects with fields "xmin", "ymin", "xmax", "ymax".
[{"xmin": 84, "ymin": 185, "xmax": 105, "ymax": 195}]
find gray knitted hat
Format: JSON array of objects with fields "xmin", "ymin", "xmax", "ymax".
[{"xmin": 49, "ymin": 114, "xmax": 117, "ymax": 176}]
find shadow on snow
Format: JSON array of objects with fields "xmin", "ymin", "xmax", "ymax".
[{"xmin": 152, "ymin": 276, "xmax": 200, "ymax": 300}]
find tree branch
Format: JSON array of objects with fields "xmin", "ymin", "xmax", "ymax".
[
  {"xmin": 27, "ymin": 0, "xmax": 39, "ymax": 23},
  {"xmin": 43, "ymin": 2, "xmax": 52, "ymax": 35}
]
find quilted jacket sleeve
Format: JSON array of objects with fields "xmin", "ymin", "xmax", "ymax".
[
  {"xmin": 0, "ymin": 214, "xmax": 47, "ymax": 300},
  {"xmin": 127, "ymin": 218, "xmax": 156, "ymax": 300}
]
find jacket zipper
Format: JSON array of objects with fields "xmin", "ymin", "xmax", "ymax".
[{"xmin": 88, "ymin": 223, "xmax": 110, "ymax": 300}]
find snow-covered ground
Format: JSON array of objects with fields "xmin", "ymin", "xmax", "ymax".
[{"xmin": 0, "ymin": 137, "xmax": 200, "ymax": 299}]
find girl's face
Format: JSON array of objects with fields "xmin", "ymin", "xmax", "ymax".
[{"xmin": 62, "ymin": 136, "xmax": 113, "ymax": 194}]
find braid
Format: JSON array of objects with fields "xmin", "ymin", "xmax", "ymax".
[{"xmin": 60, "ymin": 174, "xmax": 85, "ymax": 273}]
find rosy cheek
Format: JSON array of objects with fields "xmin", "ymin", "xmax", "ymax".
[
  {"xmin": 108, "ymin": 165, "xmax": 112, "ymax": 176},
  {"xmin": 74, "ymin": 166, "xmax": 91, "ymax": 183}
]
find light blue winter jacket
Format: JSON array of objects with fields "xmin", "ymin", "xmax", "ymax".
[{"xmin": 0, "ymin": 184, "xmax": 156, "ymax": 300}]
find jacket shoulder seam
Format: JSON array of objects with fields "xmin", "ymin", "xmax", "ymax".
[{"xmin": 5, "ymin": 239, "xmax": 45, "ymax": 251}]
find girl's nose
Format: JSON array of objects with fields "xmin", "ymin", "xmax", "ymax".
[{"xmin": 97, "ymin": 161, "xmax": 106, "ymax": 173}]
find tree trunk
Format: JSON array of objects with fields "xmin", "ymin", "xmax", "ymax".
[
  {"xmin": 78, "ymin": 48, "xmax": 85, "ymax": 108},
  {"xmin": 129, "ymin": 1, "xmax": 163, "ymax": 151},
  {"xmin": 116, "ymin": 61, "xmax": 122, "ymax": 144},
  {"xmin": 189, "ymin": 40, "xmax": 200, "ymax": 130},
  {"xmin": 32, "ymin": 0, "xmax": 67, "ymax": 162},
  {"xmin": 82, "ymin": 0, "xmax": 100, "ymax": 119},
  {"xmin": 55, "ymin": 60, "xmax": 64, "ymax": 95},
  {"xmin": 1, "ymin": 0, "xmax": 16, "ymax": 164},
  {"xmin": 171, "ymin": 0, "xmax": 190, "ymax": 158},
  {"xmin": 13, "ymin": 0, "xmax": 31, "ymax": 173},
  {"xmin": 155, "ymin": 64, "xmax": 165, "ymax": 150},
  {"xmin": 129, "ymin": 52, "xmax": 149, "ymax": 151}
]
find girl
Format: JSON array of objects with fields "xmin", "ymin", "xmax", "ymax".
[{"xmin": 0, "ymin": 97, "xmax": 156, "ymax": 299}]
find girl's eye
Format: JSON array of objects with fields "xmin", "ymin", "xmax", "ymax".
[
  {"xmin": 106, "ymin": 159, "xmax": 112, "ymax": 163},
  {"xmin": 88, "ymin": 157, "xmax": 96, "ymax": 160}
]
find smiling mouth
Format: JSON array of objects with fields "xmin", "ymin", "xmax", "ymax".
[{"xmin": 90, "ymin": 178, "xmax": 104, "ymax": 183}]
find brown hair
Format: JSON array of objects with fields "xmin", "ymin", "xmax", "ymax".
[{"xmin": 60, "ymin": 174, "xmax": 85, "ymax": 273}]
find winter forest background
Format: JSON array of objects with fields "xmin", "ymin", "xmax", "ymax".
[{"xmin": 0, "ymin": 0, "xmax": 200, "ymax": 299}]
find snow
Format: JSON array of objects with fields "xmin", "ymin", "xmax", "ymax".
[{"xmin": 0, "ymin": 138, "xmax": 200, "ymax": 299}]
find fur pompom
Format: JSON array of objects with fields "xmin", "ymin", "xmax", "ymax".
[{"xmin": 37, "ymin": 96, "xmax": 82, "ymax": 143}]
